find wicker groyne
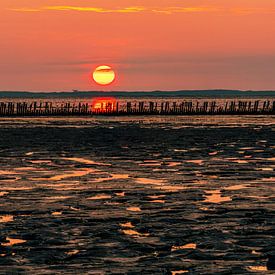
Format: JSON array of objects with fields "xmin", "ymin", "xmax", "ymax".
[{"xmin": 0, "ymin": 100, "xmax": 274, "ymax": 116}]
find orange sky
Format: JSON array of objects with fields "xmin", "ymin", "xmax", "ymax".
[{"xmin": 1, "ymin": 0, "xmax": 275, "ymax": 91}]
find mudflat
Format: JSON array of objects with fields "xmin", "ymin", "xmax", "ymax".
[{"xmin": 0, "ymin": 116, "xmax": 274, "ymax": 274}]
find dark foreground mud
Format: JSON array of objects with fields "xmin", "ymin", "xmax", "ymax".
[{"xmin": 0, "ymin": 116, "xmax": 274, "ymax": 274}]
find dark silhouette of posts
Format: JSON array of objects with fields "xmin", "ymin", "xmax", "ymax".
[{"xmin": 0, "ymin": 99, "xmax": 274, "ymax": 116}]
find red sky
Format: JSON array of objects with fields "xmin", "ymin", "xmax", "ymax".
[{"xmin": 1, "ymin": 0, "xmax": 275, "ymax": 91}]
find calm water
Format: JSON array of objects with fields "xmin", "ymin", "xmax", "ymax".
[{"xmin": 0, "ymin": 115, "xmax": 274, "ymax": 274}]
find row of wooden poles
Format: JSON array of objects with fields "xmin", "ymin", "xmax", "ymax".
[{"xmin": 0, "ymin": 100, "xmax": 274, "ymax": 116}]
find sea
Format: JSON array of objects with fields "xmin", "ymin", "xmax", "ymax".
[{"xmin": 0, "ymin": 96, "xmax": 274, "ymax": 274}]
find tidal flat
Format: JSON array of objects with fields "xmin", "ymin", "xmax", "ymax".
[{"xmin": 0, "ymin": 116, "xmax": 274, "ymax": 274}]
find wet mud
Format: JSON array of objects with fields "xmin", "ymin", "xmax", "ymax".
[{"xmin": 0, "ymin": 116, "xmax": 274, "ymax": 274}]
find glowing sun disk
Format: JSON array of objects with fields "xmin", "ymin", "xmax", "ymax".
[{"xmin": 93, "ymin": 65, "xmax": 115, "ymax": 85}]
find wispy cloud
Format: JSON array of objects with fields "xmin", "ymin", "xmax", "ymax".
[
  {"xmin": 9, "ymin": 5, "xmax": 275, "ymax": 15},
  {"xmin": 44, "ymin": 6, "xmax": 146, "ymax": 13},
  {"xmin": 10, "ymin": 8, "xmax": 41, "ymax": 12},
  {"xmin": 9, "ymin": 5, "xmax": 220, "ymax": 14}
]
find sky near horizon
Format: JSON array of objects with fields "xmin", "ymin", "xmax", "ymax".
[{"xmin": 1, "ymin": 1, "xmax": 275, "ymax": 91}]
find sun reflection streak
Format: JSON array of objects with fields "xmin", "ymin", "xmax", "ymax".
[{"xmin": 92, "ymin": 97, "xmax": 117, "ymax": 113}]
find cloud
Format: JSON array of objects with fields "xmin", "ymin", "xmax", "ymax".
[
  {"xmin": 44, "ymin": 6, "xmax": 146, "ymax": 13},
  {"xmin": 10, "ymin": 8, "xmax": 41, "ymax": 12},
  {"xmin": 9, "ymin": 5, "xmax": 275, "ymax": 15},
  {"xmin": 9, "ymin": 5, "xmax": 220, "ymax": 14}
]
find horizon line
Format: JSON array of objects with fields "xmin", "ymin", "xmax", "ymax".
[{"xmin": 1, "ymin": 89, "xmax": 275, "ymax": 93}]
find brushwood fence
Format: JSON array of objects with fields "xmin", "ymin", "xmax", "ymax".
[{"xmin": 0, "ymin": 100, "xmax": 274, "ymax": 116}]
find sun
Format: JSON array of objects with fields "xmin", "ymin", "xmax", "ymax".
[{"xmin": 92, "ymin": 65, "xmax": 115, "ymax": 86}]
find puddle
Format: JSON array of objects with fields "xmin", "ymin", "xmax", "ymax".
[
  {"xmin": 247, "ymin": 266, "xmax": 267, "ymax": 272},
  {"xmin": 105, "ymin": 202, "xmax": 121, "ymax": 206},
  {"xmin": 211, "ymin": 157, "xmax": 223, "ymax": 161},
  {"xmin": 204, "ymin": 190, "xmax": 231, "ymax": 204},
  {"xmin": 157, "ymin": 185, "xmax": 187, "ymax": 192},
  {"xmin": 111, "ymin": 174, "xmax": 129, "ymax": 179},
  {"xmin": 258, "ymin": 168, "xmax": 273, "ymax": 171},
  {"xmin": 115, "ymin": 192, "xmax": 125, "ymax": 197},
  {"xmin": 62, "ymin": 157, "xmax": 111, "ymax": 166},
  {"xmin": 45, "ymin": 196, "xmax": 71, "ymax": 201},
  {"xmin": 167, "ymin": 162, "xmax": 181, "ymax": 167},
  {"xmin": 122, "ymin": 229, "xmax": 149, "ymax": 237},
  {"xmin": 30, "ymin": 168, "xmax": 95, "ymax": 181},
  {"xmin": 1, "ymin": 237, "xmax": 26, "ymax": 246},
  {"xmin": 66, "ymin": 250, "xmax": 79, "ymax": 256},
  {"xmin": 52, "ymin": 211, "xmax": 62, "ymax": 216},
  {"xmin": 70, "ymin": 206, "xmax": 80, "ymax": 211},
  {"xmin": 233, "ymin": 160, "xmax": 249, "ymax": 164},
  {"xmin": 120, "ymin": 222, "xmax": 134, "ymax": 228},
  {"xmin": 171, "ymin": 270, "xmax": 189, "ymax": 275},
  {"xmin": 148, "ymin": 195, "xmax": 166, "ymax": 199},
  {"xmin": 88, "ymin": 194, "xmax": 112, "ymax": 200},
  {"xmin": 48, "ymin": 169, "xmax": 96, "ymax": 180},
  {"xmin": 94, "ymin": 173, "xmax": 129, "ymax": 183},
  {"xmin": 127, "ymin": 207, "xmax": 141, "ymax": 212},
  {"xmin": 135, "ymin": 178, "xmax": 164, "ymax": 186},
  {"xmin": 186, "ymin": 160, "xmax": 203, "ymax": 165},
  {"xmin": 1, "ymin": 187, "xmax": 33, "ymax": 191},
  {"xmin": 224, "ymin": 184, "xmax": 249, "ymax": 191},
  {"xmin": 252, "ymin": 250, "xmax": 261, "ymax": 255},
  {"xmin": 261, "ymin": 177, "xmax": 275, "ymax": 182},
  {"xmin": 171, "ymin": 243, "xmax": 196, "ymax": 251},
  {"xmin": 0, "ymin": 170, "xmax": 18, "ymax": 175},
  {"xmin": 0, "ymin": 215, "xmax": 14, "ymax": 223},
  {"xmin": 14, "ymin": 167, "xmax": 35, "ymax": 171},
  {"xmin": 150, "ymin": 200, "xmax": 165, "ymax": 203},
  {"xmin": 135, "ymin": 178, "xmax": 186, "ymax": 192}
]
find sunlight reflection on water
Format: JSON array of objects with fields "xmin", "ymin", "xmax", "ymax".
[
  {"xmin": 204, "ymin": 190, "xmax": 232, "ymax": 204},
  {"xmin": 1, "ymin": 237, "xmax": 26, "ymax": 247}
]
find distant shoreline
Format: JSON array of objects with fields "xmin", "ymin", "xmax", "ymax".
[{"xmin": 0, "ymin": 90, "xmax": 275, "ymax": 98}]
